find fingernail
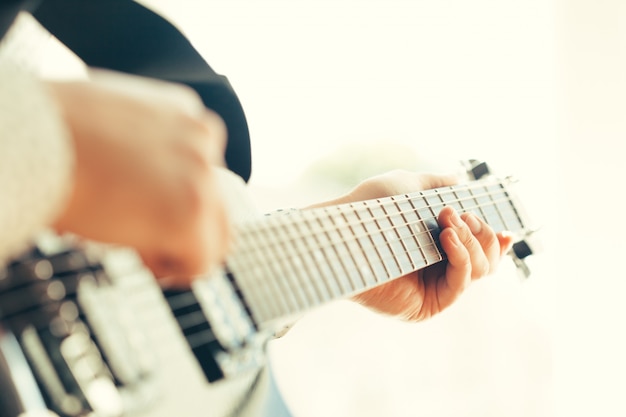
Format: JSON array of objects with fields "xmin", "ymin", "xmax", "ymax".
[{"xmin": 465, "ymin": 214, "xmax": 482, "ymax": 234}]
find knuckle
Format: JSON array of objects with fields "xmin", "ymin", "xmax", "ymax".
[
  {"xmin": 172, "ymin": 83, "xmax": 203, "ymax": 105},
  {"xmin": 203, "ymin": 109, "xmax": 227, "ymax": 135},
  {"xmin": 459, "ymin": 228, "xmax": 476, "ymax": 247},
  {"xmin": 481, "ymin": 228, "xmax": 499, "ymax": 250}
]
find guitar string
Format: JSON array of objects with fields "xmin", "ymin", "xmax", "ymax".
[
  {"xmin": 171, "ymin": 185, "xmax": 522, "ymax": 331},
  {"xmin": 228, "ymin": 193, "xmax": 521, "ymax": 322}
]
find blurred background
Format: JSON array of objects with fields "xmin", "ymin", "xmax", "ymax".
[{"xmin": 30, "ymin": 0, "xmax": 626, "ymax": 416}]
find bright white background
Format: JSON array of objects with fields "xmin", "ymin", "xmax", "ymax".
[{"xmin": 142, "ymin": 1, "xmax": 625, "ymax": 416}]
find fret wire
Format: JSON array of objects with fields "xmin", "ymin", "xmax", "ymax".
[
  {"xmin": 404, "ymin": 196, "xmax": 431, "ymax": 267},
  {"xmin": 487, "ymin": 183, "xmax": 509, "ymax": 231},
  {"xmin": 299, "ymin": 212, "xmax": 338, "ymax": 301},
  {"xmin": 475, "ymin": 185, "xmax": 504, "ymax": 232},
  {"xmin": 450, "ymin": 186, "xmax": 467, "ymax": 213},
  {"xmin": 286, "ymin": 220, "xmax": 329, "ymax": 304},
  {"xmin": 467, "ymin": 185, "xmax": 488, "ymax": 227},
  {"xmin": 392, "ymin": 196, "xmax": 425, "ymax": 272},
  {"xmin": 368, "ymin": 240, "xmax": 442, "ymax": 275},
  {"xmin": 421, "ymin": 192, "xmax": 443, "ymax": 264},
  {"xmin": 441, "ymin": 186, "xmax": 464, "ymax": 212},
  {"xmin": 316, "ymin": 211, "xmax": 355, "ymax": 295},
  {"xmin": 363, "ymin": 203, "xmax": 392, "ymax": 283},
  {"xmin": 499, "ymin": 183, "xmax": 525, "ymax": 228},
  {"xmin": 309, "ymin": 213, "xmax": 344, "ymax": 299},
  {"xmin": 277, "ymin": 221, "xmax": 319, "ymax": 309},
  {"xmin": 348, "ymin": 204, "xmax": 379, "ymax": 287},
  {"xmin": 340, "ymin": 204, "xmax": 376, "ymax": 288},
  {"xmin": 240, "ymin": 228, "xmax": 288, "ymax": 322},
  {"xmin": 256, "ymin": 218, "xmax": 303, "ymax": 314},
  {"xmin": 269, "ymin": 220, "xmax": 310, "ymax": 310},
  {"xmin": 378, "ymin": 199, "xmax": 406, "ymax": 276},
  {"xmin": 356, "ymin": 202, "xmax": 384, "ymax": 281},
  {"xmin": 390, "ymin": 196, "xmax": 417, "ymax": 272},
  {"xmin": 243, "ymin": 227, "xmax": 295, "ymax": 319},
  {"xmin": 338, "ymin": 207, "xmax": 373, "ymax": 291},
  {"xmin": 491, "ymin": 184, "xmax": 521, "ymax": 232},
  {"xmin": 332, "ymin": 206, "xmax": 366, "ymax": 291},
  {"xmin": 228, "ymin": 239, "xmax": 276, "ymax": 317},
  {"xmin": 225, "ymin": 258, "xmax": 268, "ymax": 324}
]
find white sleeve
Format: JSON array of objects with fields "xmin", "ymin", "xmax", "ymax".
[{"xmin": 0, "ymin": 60, "xmax": 74, "ymax": 266}]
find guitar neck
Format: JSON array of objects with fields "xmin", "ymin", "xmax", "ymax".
[{"xmin": 226, "ymin": 176, "xmax": 525, "ymax": 328}]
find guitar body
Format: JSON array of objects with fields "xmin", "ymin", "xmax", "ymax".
[
  {"xmin": 0, "ymin": 162, "xmax": 537, "ymax": 417},
  {"xmin": 0, "ymin": 170, "xmax": 266, "ymax": 417},
  {"xmin": 0, "ymin": 245, "xmax": 264, "ymax": 417},
  {"xmin": 0, "ymin": 325, "xmax": 47, "ymax": 416}
]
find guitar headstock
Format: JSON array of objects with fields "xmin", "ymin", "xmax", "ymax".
[{"xmin": 463, "ymin": 159, "xmax": 540, "ymax": 279}]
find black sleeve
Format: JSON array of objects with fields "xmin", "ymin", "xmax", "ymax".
[{"xmin": 32, "ymin": 0, "xmax": 252, "ymax": 182}]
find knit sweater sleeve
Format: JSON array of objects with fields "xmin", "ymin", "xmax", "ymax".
[{"xmin": 0, "ymin": 60, "xmax": 74, "ymax": 266}]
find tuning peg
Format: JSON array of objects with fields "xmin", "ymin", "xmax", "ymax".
[
  {"xmin": 509, "ymin": 229, "xmax": 541, "ymax": 279},
  {"xmin": 462, "ymin": 159, "xmax": 491, "ymax": 180}
]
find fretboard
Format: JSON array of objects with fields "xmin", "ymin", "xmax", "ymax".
[{"xmin": 226, "ymin": 177, "xmax": 525, "ymax": 328}]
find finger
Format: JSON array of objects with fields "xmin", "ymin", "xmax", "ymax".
[
  {"xmin": 497, "ymin": 231, "xmax": 515, "ymax": 257},
  {"xmin": 437, "ymin": 227, "xmax": 471, "ymax": 304},
  {"xmin": 175, "ymin": 112, "xmax": 227, "ymax": 171},
  {"xmin": 438, "ymin": 207, "xmax": 489, "ymax": 279},
  {"xmin": 139, "ymin": 251, "xmax": 183, "ymax": 279},
  {"xmin": 460, "ymin": 212, "xmax": 500, "ymax": 274},
  {"xmin": 198, "ymin": 109, "xmax": 228, "ymax": 162}
]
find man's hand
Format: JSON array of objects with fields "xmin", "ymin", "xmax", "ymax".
[
  {"xmin": 47, "ymin": 70, "xmax": 231, "ymax": 285},
  {"xmin": 311, "ymin": 169, "xmax": 513, "ymax": 321}
]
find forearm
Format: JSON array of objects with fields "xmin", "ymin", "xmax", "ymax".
[{"xmin": 0, "ymin": 61, "xmax": 74, "ymax": 265}]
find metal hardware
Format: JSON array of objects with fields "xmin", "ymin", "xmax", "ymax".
[
  {"xmin": 510, "ymin": 229, "xmax": 541, "ymax": 279},
  {"xmin": 463, "ymin": 159, "xmax": 491, "ymax": 180}
]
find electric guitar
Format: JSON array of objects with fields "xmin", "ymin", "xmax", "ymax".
[{"xmin": 0, "ymin": 160, "xmax": 538, "ymax": 417}]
